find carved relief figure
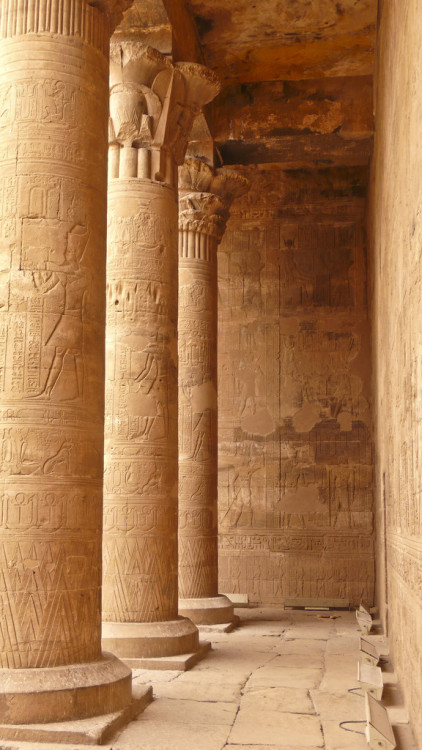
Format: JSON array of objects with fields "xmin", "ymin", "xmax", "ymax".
[{"xmin": 32, "ymin": 224, "xmax": 89, "ymax": 400}]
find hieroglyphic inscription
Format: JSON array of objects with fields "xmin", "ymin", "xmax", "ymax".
[
  {"xmin": 0, "ymin": 21, "xmax": 109, "ymax": 668},
  {"xmin": 103, "ymin": 54, "xmax": 221, "ymax": 633},
  {"xmin": 103, "ymin": 182, "xmax": 179, "ymax": 623},
  {"xmin": 178, "ymin": 160, "xmax": 249, "ymax": 602},
  {"xmin": 217, "ymin": 166, "xmax": 374, "ymax": 606},
  {"xmin": 178, "ymin": 257, "xmax": 218, "ymax": 599}
]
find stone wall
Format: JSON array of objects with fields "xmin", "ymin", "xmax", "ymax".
[
  {"xmin": 370, "ymin": 0, "xmax": 422, "ymax": 739},
  {"xmin": 217, "ymin": 165, "xmax": 374, "ymax": 606}
]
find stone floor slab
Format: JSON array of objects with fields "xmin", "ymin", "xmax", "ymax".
[
  {"xmin": 310, "ymin": 689, "xmax": 366, "ymax": 721},
  {"xmin": 267, "ymin": 653, "xmax": 324, "ymax": 669},
  {"xmin": 119, "ymin": 696, "xmax": 237, "ymax": 728},
  {"xmin": 122, "ymin": 640, "xmax": 211, "ymax": 670},
  {"xmin": 151, "ymin": 671, "xmax": 243, "ymax": 702},
  {"xmin": 274, "ymin": 638, "xmax": 327, "ymax": 655},
  {"xmin": 197, "ymin": 615, "xmax": 241, "ymax": 634},
  {"xmin": 115, "ymin": 721, "xmax": 232, "ymax": 750},
  {"xmin": 223, "ymin": 746, "xmax": 324, "ymax": 750},
  {"xmin": 246, "ymin": 666, "xmax": 323, "ymax": 690},
  {"xmin": 240, "ymin": 687, "xmax": 315, "ymax": 714},
  {"xmin": 320, "ymin": 718, "xmax": 368, "ymax": 750},
  {"xmin": 229, "ymin": 711, "xmax": 324, "ymax": 746},
  {"xmin": 325, "ymin": 635, "xmax": 359, "ymax": 654},
  {"xmin": 12, "ymin": 608, "xmax": 416, "ymax": 750}
]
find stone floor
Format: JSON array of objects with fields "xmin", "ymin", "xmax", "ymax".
[{"xmin": 2, "ymin": 607, "xmax": 420, "ymax": 750}]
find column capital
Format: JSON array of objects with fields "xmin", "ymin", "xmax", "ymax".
[
  {"xmin": 178, "ymin": 158, "xmax": 249, "ymax": 241},
  {"xmin": 109, "ymin": 43, "xmax": 220, "ymax": 181},
  {"xmin": 0, "ymin": 0, "xmax": 130, "ymax": 48}
]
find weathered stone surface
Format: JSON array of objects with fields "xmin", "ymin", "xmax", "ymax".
[
  {"xmin": 2, "ymin": 609, "xmax": 415, "ymax": 749},
  {"xmin": 0, "ymin": 683, "xmax": 152, "ymax": 745},
  {"xmin": 102, "ymin": 44, "xmax": 219, "ymax": 660},
  {"xmin": 185, "ymin": 0, "xmax": 377, "ymax": 83},
  {"xmin": 0, "ymin": 0, "xmax": 135, "ymax": 728},
  {"xmin": 178, "ymin": 157, "xmax": 248, "ymax": 625},
  {"xmin": 213, "ymin": 77, "xmax": 373, "ymax": 168},
  {"xmin": 245, "ymin": 667, "xmax": 323, "ymax": 691},
  {"xmin": 117, "ymin": 2, "xmax": 376, "ymax": 170},
  {"xmin": 370, "ymin": 0, "xmax": 422, "ymax": 741},
  {"xmin": 239, "ymin": 687, "xmax": 316, "ymax": 715},
  {"xmin": 229, "ymin": 710, "xmax": 324, "ymax": 747},
  {"xmin": 217, "ymin": 165, "xmax": 374, "ymax": 607}
]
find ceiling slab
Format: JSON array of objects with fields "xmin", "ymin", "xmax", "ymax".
[{"xmin": 188, "ymin": 0, "xmax": 377, "ymax": 82}]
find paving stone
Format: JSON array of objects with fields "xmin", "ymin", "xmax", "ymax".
[
  {"xmin": 115, "ymin": 698, "xmax": 237, "ymax": 747},
  {"xmin": 310, "ymin": 688, "xmax": 366, "ymax": 721},
  {"xmin": 319, "ymin": 655, "xmax": 360, "ymax": 692},
  {"xmin": 274, "ymin": 639, "xmax": 327, "ymax": 655},
  {"xmin": 129, "ymin": 697, "xmax": 237, "ymax": 726},
  {"xmin": 320, "ymin": 717, "xmax": 368, "ymax": 749},
  {"xmin": 132, "ymin": 669, "xmax": 180, "ymax": 684},
  {"xmin": 223, "ymin": 747, "xmax": 323, "ymax": 750},
  {"xmin": 266, "ymin": 653, "xmax": 324, "ymax": 669},
  {"xmin": 246, "ymin": 666, "xmax": 323, "ymax": 690},
  {"xmin": 229, "ymin": 710, "xmax": 324, "ymax": 746},
  {"xmin": 240, "ymin": 687, "xmax": 315, "ymax": 714},
  {"xmin": 115, "ymin": 720, "xmax": 233, "ymax": 750},
  {"xmin": 325, "ymin": 635, "xmax": 359, "ymax": 654},
  {"xmin": 21, "ymin": 607, "xmax": 413, "ymax": 750},
  {"xmin": 152, "ymin": 672, "xmax": 243, "ymax": 702}
]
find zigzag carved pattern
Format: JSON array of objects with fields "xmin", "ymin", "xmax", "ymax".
[
  {"xmin": 103, "ymin": 536, "xmax": 178, "ymax": 622},
  {"xmin": 0, "ymin": 541, "xmax": 100, "ymax": 668},
  {"xmin": 178, "ymin": 536, "xmax": 218, "ymax": 599}
]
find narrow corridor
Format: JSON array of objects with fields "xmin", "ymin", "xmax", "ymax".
[{"xmin": 117, "ymin": 608, "xmax": 417, "ymax": 750}]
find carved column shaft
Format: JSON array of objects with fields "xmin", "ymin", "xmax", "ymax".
[
  {"xmin": 178, "ymin": 159, "xmax": 249, "ymax": 625},
  {"xmin": 0, "ymin": 0, "xmax": 134, "ymax": 726},
  {"xmin": 102, "ymin": 44, "xmax": 220, "ymax": 658}
]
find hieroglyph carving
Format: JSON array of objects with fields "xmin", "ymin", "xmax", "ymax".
[
  {"xmin": 103, "ymin": 54, "xmax": 220, "ymax": 628},
  {"xmin": 0, "ymin": 0, "xmax": 128, "ymax": 671},
  {"xmin": 178, "ymin": 158, "xmax": 249, "ymax": 600},
  {"xmin": 217, "ymin": 167, "xmax": 374, "ymax": 606}
]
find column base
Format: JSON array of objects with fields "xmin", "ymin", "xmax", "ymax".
[
  {"xmin": 178, "ymin": 594, "xmax": 236, "ymax": 626},
  {"xmin": 0, "ymin": 683, "xmax": 152, "ymax": 745},
  {"xmin": 102, "ymin": 616, "xmax": 200, "ymax": 659},
  {"xmin": 0, "ymin": 652, "xmax": 133, "ymax": 726},
  {"xmin": 122, "ymin": 640, "xmax": 211, "ymax": 671}
]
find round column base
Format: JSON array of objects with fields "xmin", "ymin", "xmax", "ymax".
[
  {"xmin": 178, "ymin": 595, "xmax": 235, "ymax": 625},
  {"xmin": 101, "ymin": 617, "xmax": 200, "ymax": 659},
  {"xmin": 0, "ymin": 652, "xmax": 132, "ymax": 725}
]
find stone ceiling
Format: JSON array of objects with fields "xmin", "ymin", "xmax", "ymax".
[
  {"xmin": 187, "ymin": 0, "xmax": 377, "ymax": 82},
  {"xmin": 116, "ymin": 0, "xmax": 377, "ymax": 169}
]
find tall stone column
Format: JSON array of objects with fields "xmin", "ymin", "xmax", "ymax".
[
  {"xmin": 102, "ymin": 44, "xmax": 220, "ymax": 659},
  {"xmin": 0, "ymin": 0, "xmax": 139, "ymax": 729},
  {"xmin": 178, "ymin": 158, "xmax": 249, "ymax": 625}
]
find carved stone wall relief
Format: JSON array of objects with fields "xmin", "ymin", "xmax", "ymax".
[{"xmin": 217, "ymin": 166, "xmax": 374, "ymax": 607}]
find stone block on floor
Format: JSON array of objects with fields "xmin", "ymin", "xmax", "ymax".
[{"xmin": 0, "ymin": 684, "xmax": 152, "ymax": 746}]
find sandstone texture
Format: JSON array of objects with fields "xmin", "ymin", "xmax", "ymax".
[
  {"xmin": 217, "ymin": 166, "xmax": 374, "ymax": 608},
  {"xmin": 0, "ymin": 0, "xmax": 136, "ymax": 727},
  {"xmin": 370, "ymin": 0, "xmax": 422, "ymax": 741},
  {"xmin": 178, "ymin": 157, "xmax": 248, "ymax": 625},
  {"xmin": 102, "ymin": 41, "xmax": 220, "ymax": 657}
]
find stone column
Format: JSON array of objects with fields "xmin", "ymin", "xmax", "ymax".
[
  {"xmin": 102, "ymin": 44, "xmax": 220, "ymax": 659},
  {"xmin": 178, "ymin": 158, "xmax": 249, "ymax": 625},
  {"xmin": 0, "ymin": 0, "xmax": 138, "ymax": 728}
]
